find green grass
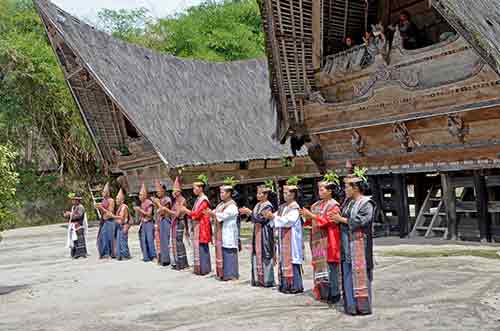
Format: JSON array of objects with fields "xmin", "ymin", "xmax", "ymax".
[{"xmin": 381, "ymin": 249, "xmax": 500, "ymax": 260}]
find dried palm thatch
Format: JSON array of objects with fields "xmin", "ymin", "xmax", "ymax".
[{"xmin": 34, "ymin": 0, "xmax": 306, "ymax": 170}]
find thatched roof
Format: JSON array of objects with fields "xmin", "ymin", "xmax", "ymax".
[
  {"xmin": 433, "ymin": 0, "xmax": 500, "ymax": 75},
  {"xmin": 34, "ymin": 0, "xmax": 304, "ymax": 169}
]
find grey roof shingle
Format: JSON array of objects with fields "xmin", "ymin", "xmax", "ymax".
[{"xmin": 35, "ymin": 0, "xmax": 305, "ymax": 168}]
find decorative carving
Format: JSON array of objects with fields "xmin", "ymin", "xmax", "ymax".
[
  {"xmin": 392, "ymin": 122, "xmax": 420, "ymax": 151},
  {"xmin": 447, "ymin": 114, "xmax": 469, "ymax": 143},
  {"xmin": 353, "ymin": 63, "xmax": 420, "ymax": 97},
  {"xmin": 351, "ymin": 129, "xmax": 365, "ymax": 154},
  {"xmin": 304, "ymin": 79, "xmax": 325, "ymax": 104},
  {"xmin": 307, "ymin": 143, "xmax": 327, "ymax": 174}
]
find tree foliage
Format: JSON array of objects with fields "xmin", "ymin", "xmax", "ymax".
[
  {"xmin": 0, "ymin": 144, "xmax": 19, "ymax": 230},
  {"xmin": 0, "ymin": 0, "xmax": 97, "ymax": 177},
  {"xmin": 96, "ymin": 0, "xmax": 265, "ymax": 61}
]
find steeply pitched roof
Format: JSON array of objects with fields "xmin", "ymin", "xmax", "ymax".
[
  {"xmin": 433, "ymin": 0, "xmax": 500, "ymax": 75},
  {"xmin": 34, "ymin": 0, "xmax": 304, "ymax": 168}
]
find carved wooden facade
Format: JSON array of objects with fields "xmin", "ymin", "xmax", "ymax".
[
  {"xmin": 260, "ymin": 0, "xmax": 500, "ymax": 241},
  {"xmin": 260, "ymin": 0, "xmax": 500, "ymax": 175}
]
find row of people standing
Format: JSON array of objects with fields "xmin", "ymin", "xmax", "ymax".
[{"xmin": 64, "ymin": 167, "xmax": 375, "ymax": 316}]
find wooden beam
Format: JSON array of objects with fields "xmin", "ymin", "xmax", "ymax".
[
  {"xmin": 473, "ymin": 170, "xmax": 491, "ymax": 242},
  {"xmin": 393, "ymin": 174, "xmax": 410, "ymax": 238},
  {"xmin": 441, "ymin": 173, "xmax": 457, "ymax": 240},
  {"xmin": 312, "ymin": 0, "xmax": 321, "ymax": 73}
]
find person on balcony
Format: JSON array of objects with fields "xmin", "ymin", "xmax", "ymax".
[
  {"xmin": 342, "ymin": 36, "xmax": 355, "ymax": 51},
  {"xmin": 389, "ymin": 10, "xmax": 418, "ymax": 50}
]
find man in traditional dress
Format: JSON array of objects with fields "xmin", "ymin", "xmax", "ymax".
[
  {"xmin": 329, "ymin": 167, "xmax": 375, "ymax": 315},
  {"xmin": 301, "ymin": 171, "xmax": 342, "ymax": 305},
  {"xmin": 170, "ymin": 176, "xmax": 189, "ymax": 270},
  {"xmin": 135, "ymin": 183, "xmax": 157, "ymax": 262},
  {"xmin": 239, "ymin": 183, "xmax": 275, "ymax": 287},
  {"xmin": 180, "ymin": 175, "xmax": 211, "ymax": 275},
  {"xmin": 152, "ymin": 181, "xmax": 172, "ymax": 266},
  {"xmin": 65, "ymin": 192, "xmax": 88, "ymax": 259},
  {"xmin": 263, "ymin": 178, "xmax": 304, "ymax": 294},
  {"xmin": 95, "ymin": 183, "xmax": 115, "ymax": 259},
  {"xmin": 109, "ymin": 189, "xmax": 131, "ymax": 260},
  {"xmin": 206, "ymin": 180, "xmax": 240, "ymax": 281}
]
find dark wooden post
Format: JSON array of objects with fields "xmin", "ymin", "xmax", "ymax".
[
  {"xmin": 441, "ymin": 173, "xmax": 457, "ymax": 240},
  {"xmin": 414, "ymin": 173, "xmax": 428, "ymax": 220},
  {"xmin": 242, "ymin": 183, "xmax": 250, "ymax": 208},
  {"xmin": 473, "ymin": 171, "xmax": 491, "ymax": 242},
  {"xmin": 370, "ymin": 175, "xmax": 384, "ymax": 223},
  {"xmin": 394, "ymin": 174, "xmax": 409, "ymax": 238}
]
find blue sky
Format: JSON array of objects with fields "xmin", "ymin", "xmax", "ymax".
[{"xmin": 52, "ymin": 0, "xmax": 206, "ymax": 21}]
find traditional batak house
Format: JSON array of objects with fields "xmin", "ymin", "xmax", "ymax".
[
  {"xmin": 259, "ymin": 0, "xmax": 500, "ymax": 241},
  {"xmin": 34, "ymin": 0, "xmax": 320, "ymax": 207}
]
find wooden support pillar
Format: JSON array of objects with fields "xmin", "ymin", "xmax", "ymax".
[
  {"xmin": 441, "ymin": 173, "xmax": 457, "ymax": 240},
  {"xmin": 473, "ymin": 171, "xmax": 491, "ymax": 242},
  {"xmin": 312, "ymin": 177, "xmax": 319, "ymax": 201},
  {"xmin": 393, "ymin": 174, "xmax": 409, "ymax": 238},
  {"xmin": 242, "ymin": 184, "xmax": 250, "ymax": 208},
  {"xmin": 312, "ymin": 0, "xmax": 322, "ymax": 77},
  {"xmin": 414, "ymin": 173, "xmax": 428, "ymax": 220},
  {"xmin": 370, "ymin": 175, "xmax": 384, "ymax": 223}
]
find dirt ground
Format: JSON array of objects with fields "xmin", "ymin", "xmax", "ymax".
[{"xmin": 1, "ymin": 223, "xmax": 500, "ymax": 331}]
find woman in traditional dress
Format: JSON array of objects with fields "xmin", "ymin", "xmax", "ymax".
[
  {"xmin": 206, "ymin": 181, "xmax": 239, "ymax": 281},
  {"xmin": 329, "ymin": 168, "xmax": 375, "ymax": 315},
  {"xmin": 64, "ymin": 192, "xmax": 87, "ymax": 259},
  {"xmin": 180, "ymin": 175, "xmax": 211, "ymax": 275},
  {"xmin": 239, "ymin": 183, "xmax": 275, "ymax": 287},
  {"xmin": 96, "ymin": 183, "xmax": 115, "ymax": 259},
  {"xmin": 301, "ymin": 171, "xmax": 342, "ymax": 305},
  {"xmin": 135, "ymin": 183, "xmax": 157, "ymax": 262},
  {"xmin": 263, "ymin": 178, "xmax": 304, "ymax": 294},
  {"xmin": 152, "ymin": 181, "xmax": 172, "ymax": 266},
  {"xmin": 109, "ymin": 189, "xmax": 131, "ymax": 260},
  {"xmin": 170, "ymin": 176, "xmax": 189, "ymax": 270}
]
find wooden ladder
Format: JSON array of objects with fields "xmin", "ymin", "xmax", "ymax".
[
  {"xmin": 88, "ymin": 184, "xmax": 103, "ymax": 219},
  {"xmin": 410, "ymin": 186, "xmax": 448, "ymax": 239}
]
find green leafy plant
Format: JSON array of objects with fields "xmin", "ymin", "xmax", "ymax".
[
  {"xmin": 223, "ymin": 176, "xmax": 239, "ymax": 187},
  {"xmin": 264, "ymin": 179, "xmax": 275, "ymax": 192},
  {"xmin": 196, "ymin": 174, "xmax": 209, "ymax": 186},
  {"xmin": 286, "ymin": 176, "xmax": 301, "ymax": 186},
  {"xmin": 323, "ymin": 170, "xmax": 340, "ymax": 185},
  {"xmin": 281, "ymin": 156, "xmax": 293, "ymax": 168},
  {"xmin": 0, "ymin": 144, "xmax": 19, "ymax": 230},
  {"xmin": 353, "ymin": 166, "xmax": 368, "ymax": 182}
]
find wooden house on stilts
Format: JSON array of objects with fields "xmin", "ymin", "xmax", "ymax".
[
  {"xmin": 258, "ymin": 0, "xmax": 500, "ymax": 242},
  {"xmin": 34, "ymin": 0, "xmax": 320, "ymax": 207}
]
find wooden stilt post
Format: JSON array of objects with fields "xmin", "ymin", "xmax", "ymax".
[
  {"xmin": 242, "ymin": 183, "xmax": 250, "ymax": 208},
  {"xmin": 473, "ymin": 171, "xmax": 491, "ymax": 242},
  {"xmin": 370, "ymin": 175, "xmax": 385, "ymax": 233},
  {"xmin": 441, "ymin": 173, "xmax": 457, "ymax": 240},
  {"xmin": 394, "ymin": 174, "xmax": 409, "ymax": 238},
  {"xmin": 414, "ymin": 173, "xmax": 428, "ymax": 221}
]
